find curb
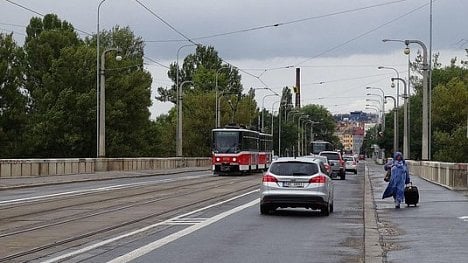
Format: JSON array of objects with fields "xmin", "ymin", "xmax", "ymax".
[{"xmin": 364, "ymin": 163, "xmax": 384, "ymax": 262}]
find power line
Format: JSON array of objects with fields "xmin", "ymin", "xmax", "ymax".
[
  {"xmin": 3, "ymin": 0, "xmax": 92, "ymax": 36},
  {"xmin": 143, "ymin": 0, "xmax": 408, "ymax": 43},
  {"xmin": 144, "ymin": 56, "xmax": 170, "ymax": 69},
  {"xmin": 294, "ymin": 1, "xmax": 430, "ymax": 66},
  {"xmin": 133, "ymin": 0, "xmax": 196, "ymax": 45}
]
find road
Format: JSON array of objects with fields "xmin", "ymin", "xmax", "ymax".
[{"xmin": 1, "ymin": 161, "xmax": 467, "ymax": 262}]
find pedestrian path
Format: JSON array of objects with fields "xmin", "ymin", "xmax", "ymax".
[
  {"xmin": 367, "ymin": 162, "xmax": 468, "ymax": 262},
  {"xmin": 0, "ymin": 167, "xmax": 210, "ymax": 190}
]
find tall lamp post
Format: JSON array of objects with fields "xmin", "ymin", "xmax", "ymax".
[
  {"xmin": 271, "ymin": 100, "xmax": 280, "ymax": 135},
  {"xmin": 366, "ymin": 104, "xmax": 382, "ymax": 127},
  {"xmin": 384, "ymin": 38, "xmax": 430, "ymax": 160},
  {"xmin": 96, "ymin": 0, "xmax": 107, "ymax": 157},
  {"xmin": 384, "ymin": 95, "xmax": 398, "ymax": 153},
  {"xmin": 298, "ymin": 115, "xmax": 309, "ymax": 156},
  {"xmin": 261, "ymin": 94, "xmax": 279, "ymax": 132},
  {"xmin": 378, "ymin": 66, "xmax": 400, "ymax": 150},
  {"xmin": 391, "ymin": 77, "xmax": 409, "ymax": 158},
  {"xmin": 176, "ymin": 80, "xmax": 193, "ymax": 157},
  {"xmin": 366, "ymin": 87, "xmax": 385, "ymax": 131},
  {"xmin": 98, "ymin": 48, "xmax": 122, "ymax": 158},
  {"xmin": 215, "ymin": 65, "xmax": 231, "ymax": 128}
]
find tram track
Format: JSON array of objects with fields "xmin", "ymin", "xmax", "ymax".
[
  {"xmin": 0, "ymin": 174, "xmax": 260, "ymax": 262},
  {"xmin": 0, "ymin": 175, "xmax": 255, "ymax": 236}
]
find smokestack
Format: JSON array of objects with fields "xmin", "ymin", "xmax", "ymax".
[{"xmin": 295, "ymin": 67, "xmax": 301, "ymax": 108}]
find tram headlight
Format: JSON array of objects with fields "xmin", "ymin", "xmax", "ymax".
[
  {"xmin": 232, "ymin": 157, "xmax": 237, "ymax": 162},
  {"xmin": 216, "ymin": 157, "xmax": 221, "ymax": 162}
]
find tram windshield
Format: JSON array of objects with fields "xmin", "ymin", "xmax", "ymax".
[{"xmin": 213, "ymin": 131, "xmax": 240, "ymax": 153}]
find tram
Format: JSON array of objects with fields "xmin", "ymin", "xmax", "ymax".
[{"xmin": 211, "ymin": 125, "xmax": 272, "ymax": 175}]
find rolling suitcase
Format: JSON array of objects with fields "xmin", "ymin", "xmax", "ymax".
[{"xmin": 404, "ymin": 182, "xmax": 419, "ymax": 206}]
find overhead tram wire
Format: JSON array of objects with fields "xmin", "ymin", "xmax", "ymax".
[
  {"xmin": 144, "ymin": 56, "xmax": 170, "ymax": 69},
  {"xmin": 4, "ymin": 0, "xmax": 92, "ymax": 37},
  {"xmin": 142, "ymin": 0, "xmax": 408, "ymax": 43},
  {"xmin": 294, "ymin": 1, "xmax": 431, "ymax": 67},
  {"xmin": 133, "ymin": 0, "xmax": 267, "ymax": 86},
  {"xmin": 134, "ymin": 0, "xmax": 413, "ymax": 88}
]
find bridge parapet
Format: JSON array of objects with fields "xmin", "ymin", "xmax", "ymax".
[
  {"xmin": 407, "ymin": 160, "xmax": 468, "ymax": 191},
  {"xmin": 0, "ymin": 158, "xmax": 210, "ymax": 178}
]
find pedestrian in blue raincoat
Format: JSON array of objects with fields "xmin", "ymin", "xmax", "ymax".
[{"xmin": 382, "ymin": 152, "xmax": 410, "ymax": 208}]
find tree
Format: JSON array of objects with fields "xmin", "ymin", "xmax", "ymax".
[
  {"xmin": 431, "ymin": 77, "xmax": 467, "ymax": 162},
  {"xmin": 0, "ymin": 33, "xmax": 27, "ymax": 157}
]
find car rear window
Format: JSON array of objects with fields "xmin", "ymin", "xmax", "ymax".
[
  {"xmin": 269, "ymin": 161, "xmax": 319, "ymax": 176},
  {"xmin": 320, "ymin": 153, "xmax": 340, "ymax": 160}
]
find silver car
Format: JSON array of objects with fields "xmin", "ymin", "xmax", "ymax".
[
  {"xmin": 343, "ymin": 155, "xmax": 358, "ymax": 174},
  {"xmin": 260, "ymin": 157, "xmax": 334, "ymax": 216}
]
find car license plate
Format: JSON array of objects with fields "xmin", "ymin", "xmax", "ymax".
[{"xmin": 283, "ymin": 181, "xmax": 304, "ymax": 188}]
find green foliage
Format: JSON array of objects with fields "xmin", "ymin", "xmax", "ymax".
[{"xmin": 0, "ymin": 33, "xmax": 28, "ymax": 157}]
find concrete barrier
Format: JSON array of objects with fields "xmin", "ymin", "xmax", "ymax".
[
  {"xmin": 407, "ymin": 160, "xmax": 468, "ymax": 191},
  {"xmin": 0, "ymin": 157, "xmax": 211, "ymax": 178}
]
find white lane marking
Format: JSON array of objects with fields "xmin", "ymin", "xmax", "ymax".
[
  {"xmin": 459, "ymin": 216, "xmax": 468, "ymax": 222},
  {"xmin": 0, "ymin": 174, "xmax": 209, "ymax": 206},
  {"xmin": 108, "ymin": 198, "xmax": 259, "ymax": 263},
  {"xmin": 40, "ymin": 189, "xmax": 259, "ymax": 263}
]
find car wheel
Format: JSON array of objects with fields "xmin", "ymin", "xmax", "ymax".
[
  {"xmin": 330, "ymin": 202, "xmax": 334, "ymax": 213},
  {"xmin": 340, "ymin": 174, "xmax": 346, "ymax": 180},
  {"xmin": 260, "ymin": 205, "xmax": 271, "ymax": 215},
  {"xmin": 320, "ymin": 203, "xmax": 330, "ymax": 216}
]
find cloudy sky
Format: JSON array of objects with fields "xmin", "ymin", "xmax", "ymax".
[{"xmin": 1, "ymin": 0, "xmax": 467, "ymax": 118}]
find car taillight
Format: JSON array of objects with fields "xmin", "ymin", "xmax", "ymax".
[
  {"xmin": 309, "ymin": 175, "xmax": 326, "ymax": 184},
  {"xmin": 340, "ymin": 160, "xmax": 345, "ymax": 166},
  {"xmin": 262, "ymin": 174, "xmax": 278, "ymax": 183}
]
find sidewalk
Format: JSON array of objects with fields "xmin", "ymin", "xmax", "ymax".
[
  {"xmin": 366, "ymin": 162, "xmax": 468, "ymax": 262},
  {"xmin": 0, "ymin": 167, "xmax": 211, "ymax": 190}
]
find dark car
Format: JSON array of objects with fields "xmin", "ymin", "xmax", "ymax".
[{"xmin": 319, "ymin": 151, "xmax": 346, "ymax": 180}]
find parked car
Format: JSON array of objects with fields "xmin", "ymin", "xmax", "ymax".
[
  {"xmin": 343, "ymin": 155, "xmax": 358, "ymax": 174},
  {"xmin": 319, "ymin": 151, "xmax": 346, "ymax": 180},
  {"xmin": 260, "ymin": 157, "xmax": 334, "ymax": 216}
]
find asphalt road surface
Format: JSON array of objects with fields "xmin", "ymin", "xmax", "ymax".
[{"xmin": 2, "ymin": 161, "xmax": 466, "ymax": 263}]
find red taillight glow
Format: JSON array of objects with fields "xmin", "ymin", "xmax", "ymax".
[
  {"xmin": 232, "ymin": 157, "xmax": 237, "ymax": 162},
  {"xmin": 215, "ymin": 157, "xmax": 221, "ymax": 162},
  {"xmin": 262, "ymin": 174, "xmax": 278, "ymax": 183},
  {"xmin": 309, "ymin": 175, "xmax": 326, "ymax": 184}
]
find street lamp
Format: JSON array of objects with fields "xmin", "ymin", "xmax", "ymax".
[
  {"xmin": 261, "ymin": 94, "xmax": 279, "ymax": 132},
  {"xmin": 215, "ymin": 65, "xmax": 232, "ymax": 128},
  {"xmin": 383, "ymin": 38, "xmax": 430, "ymax": 160},
  {"xmin": 278, "ymin": 102, "xmax": 294, "ymax": 157},
  {"xmin": 391, "ymin": 77, "xmax": 409, "ymax": 158},
  {"xmin": 305, "ymin": 121, "xmax": 320, "ymax": 154},
  {"xmin": 384, "ymin": 95, "xmax": 398, "ymax": 153},
  {"xmin": 366, "ymin": 87, "xmax": 385, "ymax": 131},
  {"xmin": 98, "ymin": 47, "xmax": 122, "ymax": 158},
  {"xmin": 96, "ymin": 0, "xmax": 108, "ymax": 158},
  {"xmin": 176, "ymin": 80, "xmax": 194, "ymax": 157},
  {"xmin": 378, "ymin": 66, "xmax": 400, "ymax": 107},
  {"xmin": 271, "ymin": 100, "xmax": 281, "ymax": 135},
  {"xmin": 298, "ymin": 115, "xmax": 309, "ymax": 156},
  {"xmin": 366, "ymin": 105, "xmax": 382, "ymax": 126}
]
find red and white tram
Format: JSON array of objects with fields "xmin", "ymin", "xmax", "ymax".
[{"xmin": 211, "ymin": 125, "xmax": 272, "ymax": 175}]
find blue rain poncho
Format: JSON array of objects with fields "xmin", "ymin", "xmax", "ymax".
[{"xmin": 382, "ymin": 152, "xmax": 410, "ymax": 203}]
